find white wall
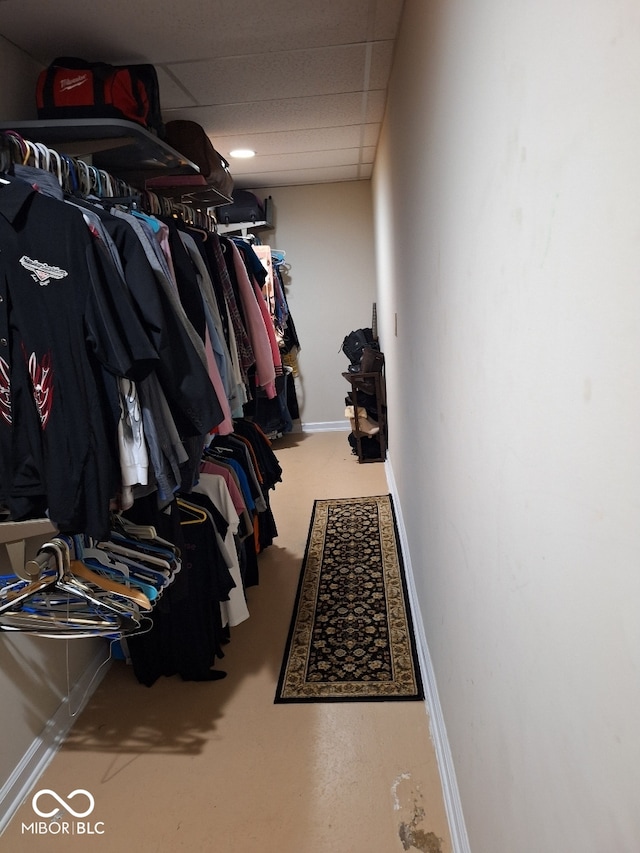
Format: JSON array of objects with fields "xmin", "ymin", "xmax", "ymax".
[
  {"xmin": 374, "ymin": 1, "xmax": 640, "ymax": 851},
  {"xmin": 259, "ymin": 182, "xmax": 377, "ymax": 428}
]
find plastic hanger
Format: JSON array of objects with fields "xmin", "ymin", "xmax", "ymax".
[
  {"xmin": 97, "ymin": 539, "xmax": 172, "ymax": 570},
  {"xmin": 111, "ymin": 515, "xmax": 158, "ymax": 541},
  {"xmin": 70, "ymin": 560, "xmax": 152, "ymax": 611},
  {"xmin": 81, "ymin": 558, "xmax": 158, "ymax": 602},
  {"xmin": 177, "ymin": 498, "xmax": 209, "ymax": 525},
  {"xmin": 108, "ymin": 531, "xmax": 179, "ymax": 563}
]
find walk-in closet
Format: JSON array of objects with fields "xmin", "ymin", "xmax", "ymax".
[
  {"xmin": 3, "ymin": 1, "xmax": 635, "ymax": 852},
  {"xmin": 0, "ymin": 3, "xmax": 454, "ymax": 852}
]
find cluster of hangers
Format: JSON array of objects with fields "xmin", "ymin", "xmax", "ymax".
[
  {"xmin": 170, "ymin": 201, "xmax": 216, "ymax": 231},
  {"xmin": 0, "ymin": 130, "xmax": 139, "ymax": 200},
  {"xmin": 0, "ymin": 130, "xmax": 217, "ymax": 232},
  {"xmin": 0, "ymin": 518, "xmax": 183, "ymax": 640}
]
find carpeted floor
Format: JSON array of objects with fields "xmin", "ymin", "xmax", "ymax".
[{"xmin": 276, "ymin": 494, "xmax": 423, "ymax": 702}]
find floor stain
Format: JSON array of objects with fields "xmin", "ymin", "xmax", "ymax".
[
  {"xmin": 393, "ymin": 773, "xmax": 444, "ymax": 853},
  {"xmin": 399, "ymin": 822, "xmax": 443, "ymax": 853}
]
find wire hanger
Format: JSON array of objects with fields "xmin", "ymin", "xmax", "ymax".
[{"xmin": 0, "ymin": 539, "xmax": 149, "ymax": 638}]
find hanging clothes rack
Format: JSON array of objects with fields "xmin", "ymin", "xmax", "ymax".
[
  {"xmin": 0, "ymin": 129, "xmax": 216, "ymax": 228},
  {"xmin": 0, "ymin": 129, "xmax": 294, "ymax": 660}
]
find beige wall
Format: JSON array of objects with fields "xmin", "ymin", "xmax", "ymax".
[
  {"xmin": 0, "ymin": 35, "xmax": 40, "ymax": 119},
  {"xmin": 374, "ymin": 1, "xmax": 640, "ymax": 851},
  {"xmin": 258, "ymin": 181, "xmax": 377, "ymax": 428}
]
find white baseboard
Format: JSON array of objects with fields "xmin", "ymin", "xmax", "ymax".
[
  {"xmin": 301, "ymin": 421, "xmax": 350, "ymax": 433},
  {"xmin": 0, "ymin": 643, "xmax": 112, "ymax": 835},
  {"xmin": 385, "ymin": 454, "xmax": 471, "ymax": 853}
]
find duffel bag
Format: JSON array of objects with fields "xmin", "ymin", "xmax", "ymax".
[
  {"xmin": 164, "ymin": 120, "xmax": 233, "ymax": 198},
  {"xmin": 216, "ymin": 189, "xmax": 266, "ymax": 225},
  {"xmin": 36, "ymin": 56, "xmax": 165, "ymax": 137}
]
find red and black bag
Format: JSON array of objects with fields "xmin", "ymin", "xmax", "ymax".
[{"xmin": 36, "ymin": 57, "xmax": 165, "ymax": 137}]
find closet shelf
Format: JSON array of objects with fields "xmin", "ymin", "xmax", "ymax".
[
  {"xmin": 0, "ymin": 119, "xmax": 238, "ymax": 206},
  {"xmin": 217, "ymin": 219, "xmax": 272, "ymax": 235},
  {"xmin": 0, "ymin": 518, "xmax": 57, "ymax": 577},
  {"xmin": 0, "ymin": 119, "xmax": 200, "ymax": 177},
  {"xmin": 0, "ymin": 118, "xmax": 233, "ymax": 203},
  {"xmin": 144, "ymin": 177, "xmax": 233, "ymax": 206},
  {"xmin": 216, "ymin": 196, "xmax": 274, "ymax": 234},
  {"xmin": 0, "ymin": 118, "xmax": 198, "ymax": 172},
  {"xmin": 0, "ymin": 518, "xmax": 56, "ymax": 544}
]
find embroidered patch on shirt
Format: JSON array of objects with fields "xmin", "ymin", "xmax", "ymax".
[
  {"xmin": 25, "ymin": 348, "xmax": 54, "ymax": 429},
  {"xmin": 0, "ymin": 356, "xmax": 11, "ymax": 426},
  {"xmin": 19, "ymin": 255, "xmax": 69, "ymax": 286}
]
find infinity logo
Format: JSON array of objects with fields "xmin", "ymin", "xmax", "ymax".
[{"xmin": 32, "ymin": 789, "xmax": 95, "ymax": 818}]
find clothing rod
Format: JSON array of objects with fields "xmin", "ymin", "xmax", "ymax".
[
  {"xmin": 0, "ymin": 129, "xmax": 217, "ymax": 230},
  {"xmin": 22, "ymin": 551, "xmax": 53, "ymax": 581}
]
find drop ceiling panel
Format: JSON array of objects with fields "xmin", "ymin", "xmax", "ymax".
[
  {"xmin": 215, "ymin": 126, "xmax": 371, "ymax": 158},
  {"xmin": 0, "ymin": 0, "xmax": 402, "ymax": 63},
  {"xmin": 230, "ymin": 148, "xmax": 362, "ymax": 177},
  {"xmin": 156, "ymin": 67, "xmax": 199, "ymax": 111},
  {"xmin": 166, "ymin": 44, "xmax": 369, "ymax": 106},
  {"xmin": 362, "ymin": 124, "xmax": 381, "ymax": 148},
  {"xmin": 360, "ymin": 146, "xmax": 377, "ymax": 164},
  {"xmin": 0, "ymin": 0, "xmax": 403, "ymax": 187},
  {"xmin": 372, "ymin": 0, "xmax": 405, "ymax": 41},
  {"xmin": 368, "ymin": 42, "xmax": 395, "ymax": 90},
  {"xmin": 168, "ymin": 92, "xmax": 388, "ymax": 137},
  {"xmin": 235, "ymin": 164, "xmax": 362, "ymax": 189}
]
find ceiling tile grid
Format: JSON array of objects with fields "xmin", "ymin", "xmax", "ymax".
[
  {"xmin": 173, "ymin": 91, "xmax": 388, "ymax": 137},
  {"xmin": 0, "ymin": 0, "xmax": 404, "ymax": 188},
  {"xmin": 167, "ymin": 44, "xmax": 372, "ymax": 105}
]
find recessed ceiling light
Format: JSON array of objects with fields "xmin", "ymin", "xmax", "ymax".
[{"xmin": 230, "ymin": 148, "xmax": 256, "ymax": 159}]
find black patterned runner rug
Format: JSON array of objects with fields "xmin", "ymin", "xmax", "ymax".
[{"xmin": 275, "ymin": 495, "xmax": 423, "ymax": 702}]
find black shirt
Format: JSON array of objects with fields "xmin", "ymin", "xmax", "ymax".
[
  {"xmin": 82, "ymin": 204, "xmax": 224, "ymax": 438},
  {"xmin": 0, "ymin": 176, "xmax": 159, "ymax": 537}
]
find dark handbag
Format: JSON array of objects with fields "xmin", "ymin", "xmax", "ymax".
[{"xmin": 36, "ymin": 57, "xmax": 165, "ymax": 137}]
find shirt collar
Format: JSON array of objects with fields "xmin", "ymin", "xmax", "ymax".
[
  {"xmin": 13, "ymin": 165, "xmax": 65, "ymax": 201},
  {"xmin": 0, "ymin": 174, "xmax": 37, "ymax": 224}
]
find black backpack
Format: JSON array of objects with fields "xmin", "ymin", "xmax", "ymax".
[{"xmin": 341, "ymin": 328, "xmax": 375, "ymax": 366}]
